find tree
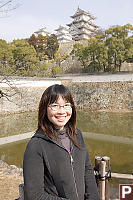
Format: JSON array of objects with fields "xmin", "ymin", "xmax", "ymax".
[
  {"xmin": 52, "ymin": 66, "xmax": 62, "ymax": 77},
  {"xmin": 28, "ymin": 34, "xmax": 47, "ymax": 61},
  {"xmin": 105, "ymin": 37, "xmax": 125, "ymax": 71},
  {"xmin": 105, "ymin": 24, "xmax": 133, "ymax": 71},
  {"xmin": 0, "ymin": 39, "xmax": 13, "ymax": 62},
  {"xmin": 45, "ymin": 34, "xmax": 59, "ymax": 59},
  {"xmin": 124, "ymin": 36, "xmax": 133, "ymax": 63},
  {"xmin": 0, "ymin": 39, "xmax": 14, "ymax": 75},
  {"xmin": 28, "ymin": 34, "xmax": 37, "ymax": 49},
  {"xmin": 94, "ymin": 28, "xmax": 105, "ymax": 37},
  {"xmin": 87, "ymin": 38, "xmax": 108, "ymax": 72},
  {"xmin": 35, "ymin": 61, "xmax": 50, "ymax": 77},
  {"xmin": 71, "ymin": 43, "xmax": 89, "ymax": 69},
  {"xmin": 11, "ymin": 39, "xmax": 40, "ymax": 76},
  {"xmin": 0, "ymin": 76, "xmax": 22, "ymax": 107},
  {"xmin": 71, "ymin": 39, "xmax": 108, "ymax": 72},
  {"xmin": 54, "ymin": 49, "xmax": 68, "ymax": 67},
  {"xmin": 105, "ymin": 24, "xmax": 133, "ymax": 39}
]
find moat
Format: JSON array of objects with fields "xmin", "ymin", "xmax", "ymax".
[{"xmin": 0, "ymin": 109, "xmax": 133, "ymax": 198}]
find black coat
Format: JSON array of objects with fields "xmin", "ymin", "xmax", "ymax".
[{"xmin": 23, "ymin": 128, "xmax": 100, "ymax": 200}]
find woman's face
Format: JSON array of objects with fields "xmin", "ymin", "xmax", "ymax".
[{"xmin": 47, "ymin": 95, "xmax": 72, "ymax": 130}]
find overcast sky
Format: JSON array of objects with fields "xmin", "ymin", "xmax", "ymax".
[{"xmin": 0, "ymin": 0, "xmax": 133, "ymax": 42}]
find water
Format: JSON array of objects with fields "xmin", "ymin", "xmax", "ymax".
[
  {"xmin": 77, "ymin": 110, "xmax": 133, "ymax": 138},
  {"xmin": 0, "ymin": 134, "xmax": 133, "ymax": 173},
  {"xmin": 0, "ymin": 112, "xmax": 38, "ymax": 138},
  {"xmin": 0, "ymin": 110, "xmax": 133, "ymax": 138},
  {"xmin": 0, "ymin": 110, "xmax": 133, "ymax": 198}
]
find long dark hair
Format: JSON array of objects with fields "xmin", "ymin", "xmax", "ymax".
[{"xmin": 38, "ymin": 84, "xmax": 79, "ymax": 147}]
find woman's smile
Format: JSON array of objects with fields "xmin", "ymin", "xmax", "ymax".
[
  {"xmin": 55, "ymin": 115, "xmax": 66, "ymax": 121},
  {"xmin": 47, "ymin": 96, "xmax": 72, "ymax": 130}
]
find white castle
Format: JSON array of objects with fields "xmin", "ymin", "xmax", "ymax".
[
  {"xmin": 55, "ymin": 25, "xmax": 72, "ymax": 43},
  {"xmin": 34, "ymin": 7, "xmax": 98, "ymax": 43},
  {"xmin": 34, "ymin": 27, "xmax": 50, "ymax": 37},
  {"xmin": 67, "ymin": 7, "xmax": 98, "ymax": 41}
]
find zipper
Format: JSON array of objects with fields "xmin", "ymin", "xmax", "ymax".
[
  {"xmin": 45, "ymin": 136, "xmax": 80, "ymax": 199},
  {"xmin": 68, "ymin": 149, "xmax": 79, "ymax": 200},
  {"xmin": 53, "ymin": 140, "xmax": 80, "ymax": 199}
]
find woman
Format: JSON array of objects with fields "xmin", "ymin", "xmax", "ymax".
[{"xmin": 23, "ymin": 84, "xmax": 100, "ymax": 200}]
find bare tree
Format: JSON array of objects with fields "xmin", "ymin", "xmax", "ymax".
[
  {"xmin": 0, "ymin": 76, "xmax": 22, "ymax": 106},
  {"xmin": 0, "ymin": 0, "xmax": 20, "ymax": 17},
  {"xmin": 0, "ymin": 1, "xmax": 22, "ymax": 107}
]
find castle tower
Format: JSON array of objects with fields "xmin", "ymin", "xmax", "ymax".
[
  {"xmin": 34, "ymin": 27, "xmax": 50, "ymax": 36},
  {"xmin": 55, "ymin": 25, "xmax": 72, "ymax": 43},
  {"xmin": 67, "ymin": 7, "xmax": 98, "ymax": 41}
]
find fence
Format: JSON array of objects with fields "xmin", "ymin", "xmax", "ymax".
[{"xmin": 94, "ymin": 156, "xmax": 133, "ymax": 200}]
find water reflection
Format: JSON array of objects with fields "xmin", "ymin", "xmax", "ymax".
[
  {"xmin": 0, "ymin": 140, "xmax": 28, "ymax": 168},
  {"xmin": 0, "ymin": 112, "xmax": 38, "ymax": 137},
  {"xmin": 85, "ymin": 137, "xmax": 133, "ymax": 174},
  {"xmin": 0, "ymin": 110, "xmax": 133, "ymax": 138},
  {"xmin": 0, "ymin": 137, "xmax": 133, "ymax": 175},
  {"xmin": 77, "ymin": 110, "xmax": 133, "ymax": 138}
]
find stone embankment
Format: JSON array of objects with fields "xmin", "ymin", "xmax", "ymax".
[
  {"xmin": 0, "ymin": 160, "xmax": 23, "ymax": 200},
  {"xmin": 0, "ymin": 77, "xmax": 61, "ymax": 114},
  {"xmin": 0, "ymin": 73, "xmax": 133, "ymax": 114},
  {"xmin": 62, "ymin": 73, "xmax": 133, "ymax": 111},
  {"xmin": 0, "ymin": 160, "xmax": 23, "ymax": 176},
  {"xmin": 66, "ymin": 81, "xmax": 133, "ymax": 111}
]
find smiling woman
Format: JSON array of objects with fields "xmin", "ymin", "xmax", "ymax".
[
  {"xmin": 23, "ymin": 84, "xmax": 100, "ymax": 200},
  {"xmin": 47, "ymin": 99, "xmax": 72, "ymax": 130}
]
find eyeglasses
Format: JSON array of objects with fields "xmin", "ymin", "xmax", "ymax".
[{"xmin": 48, "ymin": 103, "xmax": 72, "ymax": 111}]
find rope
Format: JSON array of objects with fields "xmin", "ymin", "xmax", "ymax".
[{"xmin": 94, "ymin": 168, "xmax": 111, "ymax": 182}]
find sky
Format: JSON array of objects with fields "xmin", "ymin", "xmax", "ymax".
[{"xmin": 0, "ymin": 0, "xmax": 133, "ymax": 42}]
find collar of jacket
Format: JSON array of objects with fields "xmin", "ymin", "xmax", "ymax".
[{"xmin": 32, "ymin": 128, "xmax": 74, "ymax": 151}]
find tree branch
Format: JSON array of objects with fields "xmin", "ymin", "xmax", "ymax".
[
  {"xmin": 0, "ymin": 0, "xmax": 21, "ymax": 17},
  {"xmin": 0, "ymin": 0, "xmax": 12, "ymax": 9},
  {"xmin": 0, "ymin": 76, "xmax": 22, "ymax": 106}
]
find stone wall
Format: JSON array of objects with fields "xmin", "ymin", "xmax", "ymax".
[
  {"xmin": 0, "ymin": 78, "xmax": 61, "ymax": 114},
  {"xmin": 0, "ymin": 76, "xmax": 133, "ymax": 114},
  {"xmin": 62, "ymin": 80, "xmax": 133, "ymax": 111},
  {"xmin": 59, "ymin": 40, "xmax": 88, "ymax": 73},
  {"xmin": 0, "ymin": 86, "xmax": 47, "ymax": 114}
]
